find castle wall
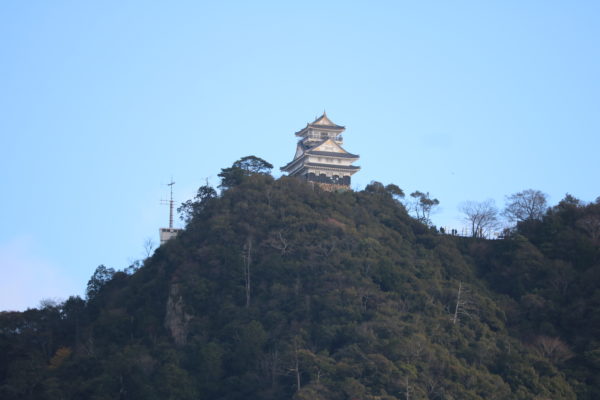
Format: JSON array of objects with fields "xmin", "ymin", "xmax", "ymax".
[{"xmin": 306, "ymin": 172, "xmax": 351, "ymax": 186}]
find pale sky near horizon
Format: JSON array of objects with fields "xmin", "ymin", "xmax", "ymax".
[{"xmin": 1, "ymin": 1, "xmax": 599, "ymax": 311}]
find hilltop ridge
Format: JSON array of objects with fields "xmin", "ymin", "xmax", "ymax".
[{"xmin": 1, "ymin": 163, "xmax": 599, "ymax": 399}]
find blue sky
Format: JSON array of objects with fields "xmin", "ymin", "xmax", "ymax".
[{"xmin": 1, "ymin": 1, "xmax": 599, "ymax": 310}]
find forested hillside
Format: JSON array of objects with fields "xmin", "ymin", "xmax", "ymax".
[{"xmin": 1, "ymin": 159, "xmax": 598, "ymax": 399}]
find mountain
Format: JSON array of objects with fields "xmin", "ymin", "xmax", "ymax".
[{"xmin": 1, "ymin": 166, "xmax": 599, "ymax": 399}]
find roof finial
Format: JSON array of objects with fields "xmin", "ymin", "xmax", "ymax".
[{"xmin": 323, "ymin": 109, "xmax": 327, "ymax": 116}]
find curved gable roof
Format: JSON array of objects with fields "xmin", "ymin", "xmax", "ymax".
[{"xmin": 310, "ymin": 112, "xmax": 344, "ymax": 129}]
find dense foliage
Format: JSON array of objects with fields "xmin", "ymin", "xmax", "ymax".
[{"xmin": 1, "ymin": 162, "xmax": 598, "ymax": 399}]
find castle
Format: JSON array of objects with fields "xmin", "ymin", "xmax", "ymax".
[
  {"xmin": 281, "ymin": 112, "xmax": 360, "ymax": 190},
  {"xmin": 160, "ymin": 113, "xmax": 360, "ymax": 245}
]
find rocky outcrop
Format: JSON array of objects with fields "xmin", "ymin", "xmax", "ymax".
[{"xmin": 164, "ymin": 282, "xmax": 191, "ymax": 346}]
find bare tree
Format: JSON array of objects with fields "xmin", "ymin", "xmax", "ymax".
[
  {"xmin": 143, "ymin": 237, "xmax": 156, "ymax": 258},
  {"xmin": 533, "ymin": 336, "xmax": 573, "ymax": 364},
  {"xmin": 287, "ymin": 337, "xmax": 302, "ymax": 392},
  {"xmin": 503, "ymin": 189, "xmax": 548, "ymax": 223},
  {"xmin": 39, "ymin": 298, "xmax": 61, "ymax": 309},
  {"xmin": 452, "ymin": 281, "xmax": 463, "ymax": 325},
  {"xmin": 259, "ymin": 349, "xmax": 282, "ymax": 387},
  {"xmin": 266, "ymin": 230, "xmax": 290, "ymax": 255},
  {"xmin": 577, "ymin": 214, "xmax": 600, "ymax": 243},
  {"xmin": 452, "ymin": 281, "xmax": 475, "ymax": 324},
  {"xmin": 459, "ymin": 199, "xmax": 499, "ymax": 238},
  {"xmin": 242, "ymin": 236, "xmax": 253, "ymax": 308}
]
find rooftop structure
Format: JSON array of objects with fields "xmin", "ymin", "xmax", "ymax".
[{"xmin": 281, "ymin": 112, "xmax": 360, "ymax": 190}]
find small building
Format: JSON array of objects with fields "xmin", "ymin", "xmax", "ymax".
[
  {"xmin": 281, "ymin": 112, "xmax": 360, "ymax": 190},
  {"xmin": 159, "ymin": 227, "xmax": 182, "ymax": 246}
]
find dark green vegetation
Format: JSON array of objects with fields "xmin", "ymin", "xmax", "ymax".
[{"xmin": 1, "ymin": 160, "xmax": 599, "ymax": 399}]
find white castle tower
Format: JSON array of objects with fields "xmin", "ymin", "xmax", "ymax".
[{"xmin": 281, "ymin": 112, "xmax": 360, "ymax": 190}]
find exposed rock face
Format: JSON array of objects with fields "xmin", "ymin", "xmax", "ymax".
[{"xmin": 164, "ymin": 282, "xmax": 191, "ymax": 346}]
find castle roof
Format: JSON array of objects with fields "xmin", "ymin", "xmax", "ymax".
[
  {"xmin": 280, "ymin": 139, "xmax": 360, "ymax": 172},
  {"xmin": 310, "ymin": 112, "xmax": 344, "ymax": 129},
  {"xmin": 294, "ymin": 112, "xmax": 345, "ymax": 136},
  {"xmin": 302, "ymin": 138, "xmax": 358, "ymax": 158},
  {"xmin": 305, "ymin": 150, "xmax": 359, "ymax": 159}
]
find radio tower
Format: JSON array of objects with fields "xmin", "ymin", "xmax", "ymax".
[
  {"xmin": 167, "ymin": 179, "xmax": 175, "ymax": 229},
  {"xmin": 159, "ymin": 178, "xmax": 182, "ymax": 245}
]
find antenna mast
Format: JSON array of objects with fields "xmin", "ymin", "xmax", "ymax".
[
  {"xmin": 159, "ymin": 178, "xmax": 182, "ymax": 246},
  {"xmin": 167, "ymin": 179, "xmax": 175, "ymax": 229}
]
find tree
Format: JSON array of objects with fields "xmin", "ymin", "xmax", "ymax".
[
  {"xmin": 232, "ymin": 155, "xmax": 274, "ymax": 174},
  {"xmin": 558, "ymin": 193, "xmax": 580, "ymax": 208},
  {"xmin": 364, "ymin": 181, "xmax": 405, "ymax": 202},
  {"xmin": 178, "ymin": 183, "xmax": 218, "ymax": 223},
  {"xmin": 385, "ymin": 183, "xmax": 405, "ymax": 201},
  {"xmin": 452, "ymin": 281, "xmax": 475, "ymax": 324},
  {"xmin": 577, "ymin": 214, "xmax": 600, "ymax": 243},
  {"xmin": 460, "ymin": 199, "xmax": 500, "ymax": 238},
  {"xmin": 143, "ymin": 237, "xmax": 155, "ymax": 258},
  {"xmin": 503, "ymin": 189, "xmax": 548, "ymax": 223},
  {"xmin": 242, "ymin": 236, "xmax": 252, "ymax": 308},
  {"xmin": 409, "ymin": 191, "xmax": 439, "ymax": 225},
  {"xmin": 218, "ymin": 155, "xmax": 273, "ymax": 190},
  {"xmin": 86, "ymin": 265, "xmax": 115, "ymax": 300},
  {"xmin": 364, "ymin": 181, "xmax": 386, "ymax": 194},
  {"xmin": 533, "ymin": 336, "xmax": 573, "ymax": 364}
]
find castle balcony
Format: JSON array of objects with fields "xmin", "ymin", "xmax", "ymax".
[{"xmin": 304, "ymin": 133, "xmax": 343, "ymax": 142}]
